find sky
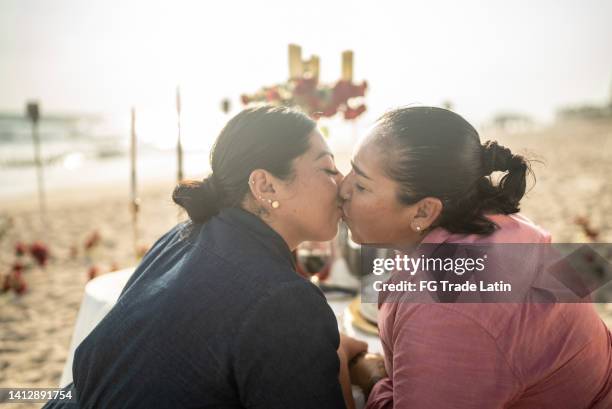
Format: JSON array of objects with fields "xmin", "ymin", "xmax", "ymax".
[{"xmin": 1, "ymin": 0, "xmax": 611, "ymax": 140}]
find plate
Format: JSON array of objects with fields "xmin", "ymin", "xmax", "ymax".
[
  {"xmin": 359, "ymin": 302, "xmax": 379, "ymax": 324},
  {"xmin": 348, "ymin": 297, "xmax": 379, "ymax": 335}
]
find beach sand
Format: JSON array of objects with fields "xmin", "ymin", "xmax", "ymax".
[
  {"xmin": 488, "ymin": 119, "xmax": 612, "ymax": 243},
  {"xmin": 1, "ymin": 118, "xmax": 611, "ymax": 408},
  {"xmin": 0, "ymin": 183, "xmax": 182, "ymax": 407}
]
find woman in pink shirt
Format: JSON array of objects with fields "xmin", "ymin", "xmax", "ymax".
[{"xmin": 339, "ymin": 106, "xmax": 612, "ymax": 408}]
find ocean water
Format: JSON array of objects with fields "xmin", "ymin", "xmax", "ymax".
[
  {"xmin": 0, "ymin": 112, "xmax": 364, "ymax": 198},
  {"xmin": 0, "ymin": 114, "xmax": 211, "ymax": 197}
]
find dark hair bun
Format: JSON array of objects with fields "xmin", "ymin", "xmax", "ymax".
[
  {"xmin": 172, "ymin": 176, "xmax": 220, "ymax": 223},
  {"xmin": 481, "ymin": 140, "xmax": 527, "ymax": 175},
  {"xmin": 477, "ymin": 140, "xmax": 530, "ymax": 219}
]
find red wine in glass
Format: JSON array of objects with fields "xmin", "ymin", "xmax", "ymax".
[{"xmin": 294, "ymin": 241, "xmax": 333, "ymax": 281}]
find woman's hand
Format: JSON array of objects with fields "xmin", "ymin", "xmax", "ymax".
[
  {"xmin": 340, "ymin": 333, "xmax": 368, "ymax": 360},
  {"xmin": 349, "ymin": 353, "xmax": 387, "ymax": 399},
  {"xmin": 337, "ymin": 334, "xmax": 368, "ymax": 409}
]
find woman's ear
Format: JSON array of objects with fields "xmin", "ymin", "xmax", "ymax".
[
  {"xmin": 412, "ymin": 197, "xmax": 443, "ymax": 231},
  {"xmin": 248, "ymin": 169, "xmax": 277, "ymax": 201}
]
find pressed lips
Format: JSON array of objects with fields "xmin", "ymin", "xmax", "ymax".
[{"xmin": 341, "ymin": 204, "xmax": 349, "ymax": 219}]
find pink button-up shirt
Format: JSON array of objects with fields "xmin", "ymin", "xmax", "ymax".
[{"xmin": 366, "ymin": 214, "xmax": 612, "ymax": 409}]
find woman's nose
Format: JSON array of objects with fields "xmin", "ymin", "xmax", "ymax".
[
  {"xmin": 334, "ymin": 170, "xmax": 345, "ymax": 185},
  {"xmin": 339, "ymin": 174, "xmax": 352, "ymax": 201}
]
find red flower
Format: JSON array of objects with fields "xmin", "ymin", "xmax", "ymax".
[
  {"xmin": 306, "ymin": 95, "xmax": 322, "ymax": 112},
  {"xmin": 321, "ymin": 104, "xmax": 339, "ymax": 118},
  {"xmin": 358, "ymin": 81, "xmax": 368, "ymax": 96},
  {"xmin": 12, "ymin": 260, "xmax": 24, "ymax": 273},
  {"xmin": 87, "ymin": 265, "xmax": 100, "ymax": 281},
  {"xmin": 293, "ymin": 77, "xmax": 318, "ymax": 96},
  {"xmin": 15, "ymin": 242, "xmax": 27, "ymax": 257},
  {"xmin": 1, "ymin": 274, "xmax": 10, "ymax": 293},
  {"xmin": 12, "ymin": 271, "xmax": 27, "ymax": 295},
  {"xmin": 574, "ymin": 216, "xmax": 599, "ymax": 241},
  {"xmin": 265, "ymin": 88, "xmax": 281, "ymax": 102},
  {"xmin": 2, "ymin": 270, "xmax": 27, "ymax": 295},
  {"xmin": 574, "ymin": 216, "xmax": 588, "ymax": 226},
  {"xmin": 344, "ymin": 105, "xmax": 366, "ymax": 120},
  {"xmin": 29, "ymin": 241, "xmax": 50, "ymax": 266},
  {"xmin": 332, "ymin": 80, "xmax": 366, "ymax": 106},
  {"xmin": 332, "ymin": 80, "xmax": 351, "ymax": 105},
  {"xmin": 136, "ymin": 244, "xmax": 150, "ymax": 259},
  {"xmin": 84, "ymin": 230, "xmax": 101, "ymax": 251},
  {"xmin": 242, "ymin": 75, "xmax": 368, "ymax": 121}
]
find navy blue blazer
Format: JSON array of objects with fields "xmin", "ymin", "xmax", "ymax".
[{"xmin": 44, "ymin": 207, "xmax": 345, "ymax": 408}]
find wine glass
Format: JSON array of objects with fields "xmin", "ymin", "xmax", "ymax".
[{"xmin": 294, "ymin": 241, "xmax": 334, "ymax": 283}]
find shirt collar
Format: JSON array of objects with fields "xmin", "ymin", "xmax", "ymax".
[{"xmin": 215, "ymin": 207, "xmax": 296, "ymax": 270}]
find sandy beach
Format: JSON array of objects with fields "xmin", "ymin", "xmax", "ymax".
[
  {"xmin": 0, "ymin": 183, "xmax": 183, "ymax": 407},
  {"xmin": 1, "ymin": 118, "xmax": 611, "ymax": 408}
]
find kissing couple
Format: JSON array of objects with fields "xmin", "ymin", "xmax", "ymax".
[{"xmin": 45, "ymin": 106, "xmax": 612, "ymax": 409}]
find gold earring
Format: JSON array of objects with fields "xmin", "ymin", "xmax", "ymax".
[{"xmin": 270, "ymin": 200, "xmax": 280, "ymax": 209}]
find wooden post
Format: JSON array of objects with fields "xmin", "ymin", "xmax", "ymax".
[
  {"xmin": 26, "ymin": 101, "xmax": 46, "ymax": 227},
  {"xmin": 130, "ymin": 107, "xmax": 139, "ymax": 258},
  {"xmin": 176, "ymin": 86, "xmax": 183, "ymax": 183},
  {"xmin": 221, "ymin": 98, "xmax": 231, "ymax": 115}
]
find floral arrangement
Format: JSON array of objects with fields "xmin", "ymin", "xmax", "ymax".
[
  {"xmin": 1, "ymin": 241, "xmax": 50, "ymax": 296},
  {"xmin": 241, "ymin": 76, "xmax": 367, "ymax": 120},
  {"xmin": 242, "ymin": 45, "xmax": 367, "ymax": 121}
]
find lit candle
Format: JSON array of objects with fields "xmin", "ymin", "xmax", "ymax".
[
  {"xmin": 341, "ymin": 50, "xmax": 353, "ymax": 81},
  {"xmin": 309, "ymin": 55, "xmax": 320, "ymax": 81},
  {"xmin": 289, "ymin": 44, "xmax": 303, "ymax": 79}
]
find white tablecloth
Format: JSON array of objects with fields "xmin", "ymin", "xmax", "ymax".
[
  {"xmin": 60, "ymin": 260, "xmax": 382, "ymax": 406},
  {"xmin": 60, "ymin": 268, "xmax": 134, "ymax": 387}
]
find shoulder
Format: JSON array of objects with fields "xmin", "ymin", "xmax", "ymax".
[
  {"xmin": 387, "ymin": 302, "xmax": 519, "ymax": 341},
  {"xmin": 424, "ymin": 213, "xmax": 551, "ymax": 244},
  {"xmin": 486, "ymin": 213, "xmax": 552, "ymax": 243},
  {"xmin": 144, "ymin": 221, "xmax": 196, "ymax": 257},
  {"xmin": 191, "ymin": 216, "xmax": 300, "ymax": 292},
  {"xmin": 120, "ymin": 221, "xmax": 197, "ymax": 295}
]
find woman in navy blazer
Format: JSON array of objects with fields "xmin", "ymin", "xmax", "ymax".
[{"xmin": 44, "ymin": 106, "xmax": 364, "ymax": 409}]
